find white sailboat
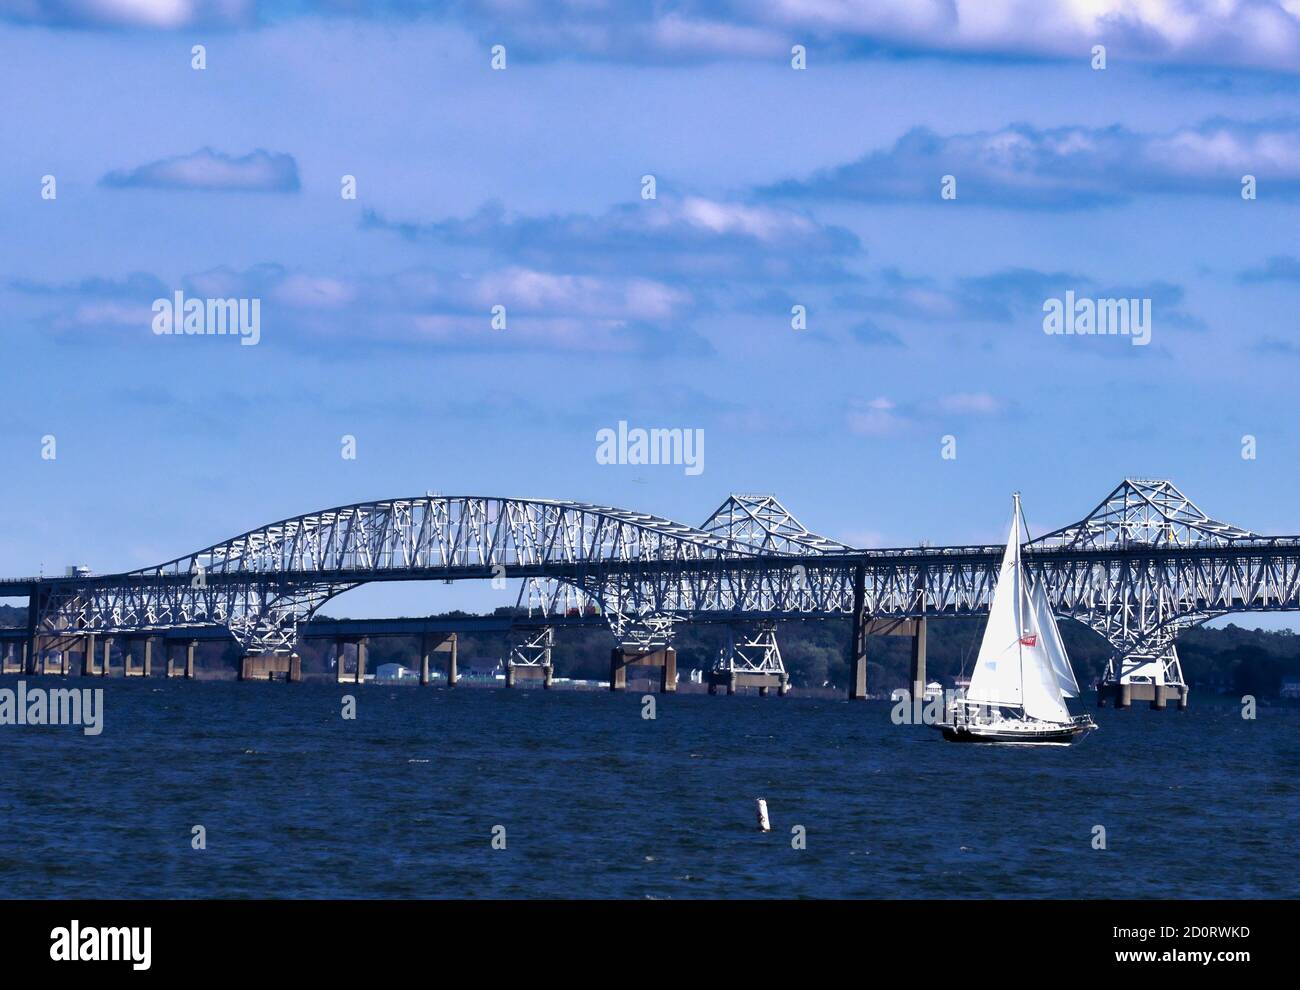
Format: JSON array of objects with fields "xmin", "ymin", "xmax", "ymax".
[{"xmin": 937, "ymin": 493, "xmax": 1096, "ymax": 745}]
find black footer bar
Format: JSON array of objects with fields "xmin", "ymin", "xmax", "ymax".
[{"xmin": 0, "ymin": 898, "xmax": 1283, "ymax": 976}]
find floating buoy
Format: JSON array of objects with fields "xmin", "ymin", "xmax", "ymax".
[{"xmin": 755, "ymin": 798, "xmax": 771, "ymax": 832}]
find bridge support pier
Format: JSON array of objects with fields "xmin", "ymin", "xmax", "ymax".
[
  {"xmin": 334, "ymin": 637, "xmax": 369, "ymax": 684},
  {"xmin": 419, "ymin": 632, "xmax": 458, "ymax": 686},
  {"xmin": 121, "ymin": 637, "xmax": 153, "ymax": 677},
  {"xmin": 505, "ymin": 663, "xmax": 555, "ymax": 688},
  {"xmin": 239, "ymin": 655, "xmax": 300, "ymax": 682},
  {"xmin": 101, "ymin": 638, "xmax": 112, "ymax": 676},
  {"xmin": 848, "ymin": 615, "xmax": 925, "ymax": 702},
  {"xmin": 164, "ymin": 640, "xmax": 198, "ymax": 679},
  {"xmin": 80, "ymin": 635, "xmax": 97, "ymax": 676},
  {"xmin": 1098, "ymin": 680, "xmax": 1186, "ymax": 711},
  {"xmin": 505, "ymin": 663, "xmax": 552, "ymax": 688},
  {"xmin": 123, "ymin": 638, "xmax": 140, "ymax": 678},
  {"xmin": 610, "ymin": 646, "xmax": 676, "ymax": 693},
  {"xmin": 849, "ymin": 566, "xmax": 867, "ymax": 699},
  {"xmin": 911, "ymin": 618, "xmax": 928, "ymax": 704},
  {"xmin": 710, "ymin": 624, "xmax": 789, "ymax": 697},
  {"xmin": 709, "ymin": 668, "xmax": 792, "ymax": 696},
  {"xmin": 508, "ymin": 628, "xmax": 555, "ymax": 690},
  {"xmin": 1100, "ymin": 641, "xmax": 1189, "ymax": 712},
  {"xmin": 32, "ymin": 641, "xmax": 45, "ymax": 676}
]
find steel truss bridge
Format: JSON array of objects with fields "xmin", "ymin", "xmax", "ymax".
[{"xmin": 2, "ymin": 478, "xmax": 1296, "ymax": 697}]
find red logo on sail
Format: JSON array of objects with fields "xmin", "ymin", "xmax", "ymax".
[{"xmin": 1019, "ymin": 634, "xmax": 1038, "ymax": 647}]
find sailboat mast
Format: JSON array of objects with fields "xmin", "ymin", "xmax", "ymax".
[{"xmin": 1013, "ymin": 493, "xmax": 1026, "ymax": 720}]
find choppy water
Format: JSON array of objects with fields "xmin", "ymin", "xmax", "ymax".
[{"xmin": 0, "ymin": 678, "xmax": 1295, "ymax": 898}]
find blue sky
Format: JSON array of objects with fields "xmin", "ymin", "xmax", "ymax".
[{"xmin": 3, "ymin": 1, "xmax": 1300, "ymax": 624}]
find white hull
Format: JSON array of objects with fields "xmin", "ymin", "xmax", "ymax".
[{"xmin": 936, "ymin": 715, "xmax": 1095, "ymax": 745}]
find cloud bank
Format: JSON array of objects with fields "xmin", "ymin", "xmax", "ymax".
[
  {"xmin": 101, "ymin": 148, "xmax": 300, "ymax": 193},
  {"xmin": 764, "ymin": 119, "xmax": 1300, "ymax": 208},
  {"xmin": 15, "ymin": 262, "xmax": 707, "ymax": 355},
  {"xmin": 6, "ymin": 1, "xmax": 1300, "ymax": 74},
  {"xmin": 363, "ymin": 195, "xmax": 862, "ymax": 283}
]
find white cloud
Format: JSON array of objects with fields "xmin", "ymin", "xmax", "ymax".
[
  {"xmin": 847, "ymin": 396, "xmax": 906, "ymax": 437},
  {"xmin": 847, "ymin": 391, "xmax": 1009, "ymax": 438},
  {"xmin": 11, "ymin": 1, "xmax": 1300, "ymax": 72},
  {"xmin": 3, "ymin": 0, "xmax": 252, "ymax": 28},
  {"xmin": 363, "ymin": 194, "xmax": 859, "ymax": 283},
  {"xmin": 101, "ymin": 148, "xmax": 299, "ymax": 193},
  {"xmin": 468, "ymin": 268, "xmax": 691, "ymax": 320},
  {"xmin": 671, "ymin": 196, "xmax": 818, "ymax": 242},
  {"xmin": 766, "ymin": 119, "xmax": 1300, "ymax": 207},
  {"xmin": 937, "ymin": 392, "xmax": 1004, "ymax": 415},
  {"xmin": 754, "ymin": 0, "xmax": 1300, "ymax": 71}
]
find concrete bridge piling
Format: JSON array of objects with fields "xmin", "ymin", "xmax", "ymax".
[
  {"xmin": 79, "ymin": 635, "xmax": 97, "ymax": 676},
  {"xmin": 848, "ymin": 615, "xmax": 927, "ymax": 702},
  {"xmin": 419, "ymin": 632, "xmax": 458, "ymax": 686},
  {"xmin": 332, "ymin": 637, "xmax": 368, "ymax": 684},
  {"xmin": 121, "ymin": 636, "xmax": 154, "ymax": 677},
  {"xmin": 707, "ymin": 668, "xmax": 790, "ymax": 696},
  {"xmin": 239, "ymin": 654, "xmax": 302, "ymax": 682},
  {"xmin": 609, "ymin": 646, "xmax": 677, "ymax": 693},
  {"xmin": 164, "ymin": 640, "xmax": 197, "ymax": 678},
  {"xmin": 1098, "ymin": 681, "xmax": 1189, "ymax": 711},
  {"xmin": 505, "ymin": 663, "xmax": 553, "ymax": 688}
]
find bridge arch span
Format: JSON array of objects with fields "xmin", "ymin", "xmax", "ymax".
[{"xmin": 130, "ymin": 494, "xmax": 765, "ymax": 582}]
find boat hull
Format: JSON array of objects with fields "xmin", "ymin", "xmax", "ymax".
[{"xmin": 937, "ymin": 719, "xmax": 1093, "ymax": 745}]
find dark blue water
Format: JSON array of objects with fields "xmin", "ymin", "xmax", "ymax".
[{"xmin": 1, "ymin": 678, "xmax": 1295, "ymax": 898}]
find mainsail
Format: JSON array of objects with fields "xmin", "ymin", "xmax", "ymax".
[
  {"xmin": 966, "ymin": 495, "xmax": 1072, "ymax": 723},
  {"xmin": 966, "ymin": 504, "xmax": 1028, "ymax": 709}
]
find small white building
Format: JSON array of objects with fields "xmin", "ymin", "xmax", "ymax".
[{"xmin": 375, "ymin": 662, "xmax": 417, "ymax": 681}]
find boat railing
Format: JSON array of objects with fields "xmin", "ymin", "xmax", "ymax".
[{"xmin": 948, "ymin": 698, "xmax": 998, "ymax": 726}]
